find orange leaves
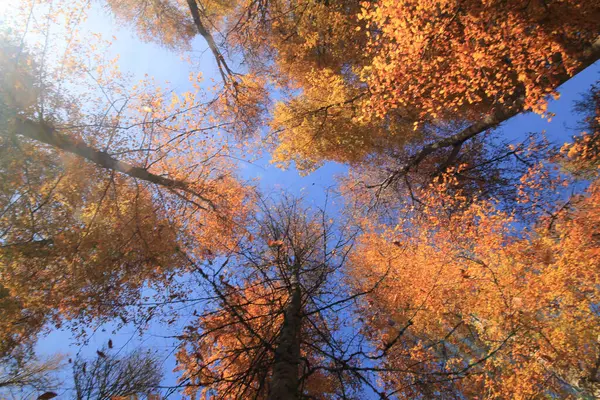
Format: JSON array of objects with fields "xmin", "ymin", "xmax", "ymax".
[
  {"xmin": 267, "ymin": 239, "xmax": 284, "ymax": 247},
  {"xmin": 360, "ymin": 0, "xmax": 600, "ymax": 121},
  {"xmin": 211, "ymin": 73, "xmax": 269, "ymax": 137},
  {"xmin": 4, "ymin": 1, "xmax": 600, "ymax": 397},
  {"xmin": 175, "ymin": 283, "xmax": 283, "ymax": 399},
  {"xmin": 348, "ymin": 165, "xmax": 600, "ymax": 398},
  {"xmin": 270, "ymin": 68, "xmax": 418, "ymax": 172}
]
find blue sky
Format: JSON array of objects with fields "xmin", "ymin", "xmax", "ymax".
[
  {"xmin": 18, "ymin": 4, "xmax": 350, "ymax": 396},
  {"xmin": 2, "ymin": 0, "xmax": 599, "ymax": 397},
  {"xmin": 83, "ymin": 2, "xmax": 350, "ymax": 206}
]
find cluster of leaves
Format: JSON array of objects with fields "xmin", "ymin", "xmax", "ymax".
[
  {"xmin": 361, "ymin": 0, "xmax": 600, "ymax": 119},
  {"xmin": 84, "ymin": 0, "xmax": 600, "ymax": 174},
  {"xmin": 349, "ymin": 165, "xmax": 600, "ymax": 398}
]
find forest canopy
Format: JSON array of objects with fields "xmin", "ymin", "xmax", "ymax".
[{"xmin": 0, "ymin": 0, "xmax": 599, "ymax": 398}]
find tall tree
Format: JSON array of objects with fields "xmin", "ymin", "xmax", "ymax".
[
  {"xmin": 174, "ymin": 195, "xmax": 374, "ymax": 399},
  {"xmin": 0, "ymin": 24, "xmax": 250, "ymax": 359},
  {"xmin": 3, "ymin": 1, "xmax": 600, "ymax": 399},
  {"xmin": 347, "ymin": 124, "xmax": 600, "ymax": 398}
]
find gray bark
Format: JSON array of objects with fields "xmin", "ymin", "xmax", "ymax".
[
  {"xmin": 268, "ymin": 266, "xmax": 302, "ymax": 400},
  {"xmin": 13, "ymin": 116, "xmax": 213, "ymax": 209}
]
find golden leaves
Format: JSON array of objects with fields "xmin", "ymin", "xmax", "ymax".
[
  {"xmin": 270, "ymin": 68, "xmax": 417, "ymax": 172},
  {"xmin": 360, "ymin": 0, "xmax": 600, "ymax": 120},
  {"xmin": 348, "ymin": 163, "xmax": 600, "ymax": 398}
]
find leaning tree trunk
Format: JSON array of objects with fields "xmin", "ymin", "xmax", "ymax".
[{"xmin": 268, "ymin": 266, "xmax": 302, "ymax": 400}]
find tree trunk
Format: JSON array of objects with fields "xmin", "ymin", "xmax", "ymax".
[
  {"xmin": 13, "ymin": 117, "xmax": 214, "ymax": 209},
  {"xmin": 268, "ymin": 268, "xmax": 302, "ymax": 400}
]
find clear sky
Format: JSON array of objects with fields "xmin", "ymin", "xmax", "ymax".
[
  {"xmin": 1, "ymin": 0, "xmax": 599, "ymax": 398},
  {"xmin": 8, "ymin": 3, "xmax": 350, "ymax": 396}
]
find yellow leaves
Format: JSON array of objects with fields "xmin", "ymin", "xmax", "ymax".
[
  {"xmin": 472, "ymin": 51, "xmax": 485, "ymax": 61},
  {"xmin": 270, "ymin": 67, "xmax": 419, "ymax": 171},
  {"xmin": 170, "ymin": 92, "xmax": 180, "ymax": 107},
  {"xmin": 4, "ymin": 1, "xmax": 600, "ymax": 397},
  {"xmin": 566, "ymin": 144, "xmax": 580, "ymax": 159}
]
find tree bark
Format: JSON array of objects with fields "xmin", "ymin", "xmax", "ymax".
[
  {"xmin": 268, "ymin": 266, "xmax": 302, "ymax": 400},
  {"xmin": 13, "ymin": 116, "xmax": 213, "ymax": 209}
]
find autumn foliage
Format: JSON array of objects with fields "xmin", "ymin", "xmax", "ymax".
[
  {"xmin": 250, "ymin": 0, "xmax": 599, "ymax": 168},
  {"xmin": 1, "ymin": 0, "xmax": 600, "ymax": 399},
  {"xmin": 0, "ymin": 26, "xmax": 250, "ymax": 358},
  {"xmin": 361, "ymin": 0, "xmax": 600, "ymax": 119},
  {"xmin": 349, "ymin": 164, "xmax": 600, "ymax": 398}
]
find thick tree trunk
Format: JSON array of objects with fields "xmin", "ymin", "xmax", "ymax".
[{"xmin": 268, "ymin": 270, "xmax": 302, "ymax": 400}]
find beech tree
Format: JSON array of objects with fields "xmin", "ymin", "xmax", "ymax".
[
  {"xmin": 174, "ymin": 195, "xmax": 369, "ymax": 399},
  {"xmin": 347, "ymin": 111, "xmax": 600, "ymax": 398},
  {"xmin": 0, "ymin": 23, "xmax": 250, "ymax": 358}
]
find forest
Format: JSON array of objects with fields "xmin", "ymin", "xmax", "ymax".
[{"xmin": 0, "ymin": 0, "xmax": 599, "ymax": 398}]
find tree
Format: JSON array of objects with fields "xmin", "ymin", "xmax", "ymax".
[
  {"xmin": 0, "ymin": 353, "xmax": 64, "ymax": 399},
  {"xmin": 199, "ymin": 0, "xmax": 600, "ymax": 177},
  {"xmin": 3, "ymin": 0, "xmax": 600, "ymax": 398},
  {"xmin": 105, "ymin": 0, "xmax": 197, "ymax": 50},
  {"xmin": 192, "ymin": 0, "xmax": 600, "ymax": 203},
  {"xmin": 174, "ymin": 195, "xmax": 372, "ymax": 399},
  {"xmin": 347, "ymin": 138, "xmax": 600, "ymax": 398},
  {"xmin": 361, "ymin": 0, "xmax": 600, "ymax": 119},
  {"xmin": 32, "ymin": 0, "xmax": 600, "ymax": 185},
  {"xmin": 72, "ymin": 347, "xmax": 161, "ymax": 400},
  {"xmin": 0, "ymin": 26, "xmax": 250, "ymax": 360}
]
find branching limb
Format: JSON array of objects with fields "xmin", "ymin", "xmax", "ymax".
[{"xmin": 13, "ymin": 116, "xmax": 215, "ymax": 210}]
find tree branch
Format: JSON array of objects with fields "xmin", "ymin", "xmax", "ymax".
[
  {"xmin": 186, "ymin": 0, "xmax": 235, "ymax": 84},
  {"xmin": 371, "ymin": 37, "xmax": 600, "ymax": 190},
  {"xmin": 14, "ymin": 116, "xmax": 214, "ymax": 209}
]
